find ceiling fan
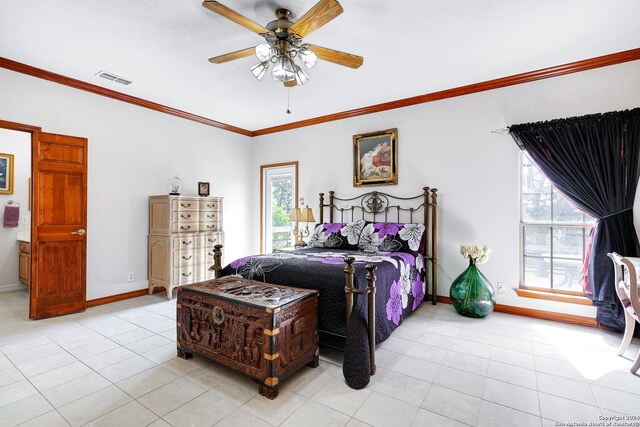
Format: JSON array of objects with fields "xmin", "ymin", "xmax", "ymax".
[{"xmin": 202, "ymin": 0, "xmax": 363, "ymax": 87}]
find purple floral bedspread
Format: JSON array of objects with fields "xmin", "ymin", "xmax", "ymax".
[{"xmin": 220, "ymin": 247, "xmax": 426, "ymax": 388}]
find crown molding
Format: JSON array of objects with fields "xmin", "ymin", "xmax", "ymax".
[
  {"xmin": 2, "ymin": 48, "xmax": 639, "ymax": 138},
  {"xmin": 0, "ymin": 57, "xmax": 252, "ymax": 136},
  {"xmin": 251, "ymin": 48, "xmax": 640, "ymax": 136}
]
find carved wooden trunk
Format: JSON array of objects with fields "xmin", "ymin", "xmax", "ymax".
[{"xmin": 176, "ymin": 276, "xmax": 319, "ymax": 399}]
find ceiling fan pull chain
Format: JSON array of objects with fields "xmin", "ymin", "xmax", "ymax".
[{"xmin": 286, "ymin": 88, "xmax": 292, "ymax": 114}]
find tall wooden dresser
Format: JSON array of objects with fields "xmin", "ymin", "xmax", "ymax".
[{"xmin": 148, "ymin": 195, "xmax": 224, "ymax": 299}]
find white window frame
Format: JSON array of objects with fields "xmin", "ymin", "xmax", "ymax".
[
  {"xmin": 261, "ymin": 163, "xmax": 297, "ymax": 254},
  {"xmin": 518, "ymin": 152, "xmax": 593, "ymax": 295}
]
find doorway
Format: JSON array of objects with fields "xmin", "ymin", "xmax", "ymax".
[
  {"xmin": 0, "ymin": 119, "xmax": 88, "ymax": 319},
  {"xmin": 260, "ymin": 162, "xmax": 298, "ymax": 254},
  {"xmin": 0, "ymin": 128, "xmax": 31, "ymax": 295}
]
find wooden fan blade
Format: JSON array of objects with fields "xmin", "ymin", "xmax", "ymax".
[
  {"xmin": 202, "ymin": 1, "xmax": 269, "ymax": 35},
  {"xmin": 290, "ymin": 0, "xmax": 343, "ymax": 37},
  {"xmin": 307, "ymin": 44, "xmax": 363, "ymax": 69},
  {"xmin": 208, "ymin": 47, "xmax": 256, "ymax": 64}
]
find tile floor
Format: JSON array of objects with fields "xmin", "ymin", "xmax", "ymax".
[{"xmin": 0, "ymin": 288, "xmax": 639, "ymax": 426}]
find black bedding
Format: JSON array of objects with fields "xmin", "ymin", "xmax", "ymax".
[{"xmin": 220, "ymin": 247, "xmax": 426, "ymax": 388}]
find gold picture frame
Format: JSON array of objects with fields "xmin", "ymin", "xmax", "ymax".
[
  {"xmin": 0, "ymin": 153, "xmax": 14, "ymax": 194},
  {"xmin": 353, "ymin": 128, "xmax": 398, "ymax": 186}
]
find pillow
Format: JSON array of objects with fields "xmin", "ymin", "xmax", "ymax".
[
  {"xmin": 307, "ymin": 220, "xmax": 366, "ymax": 250},
  {"xmin": 358, "ymin": 222, "xmax": 426, "ymax": 255}
]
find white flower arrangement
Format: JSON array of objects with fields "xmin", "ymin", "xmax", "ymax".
[{"xmin": 459, "ymin": 244, "xmax": 491, "ymax": 265}]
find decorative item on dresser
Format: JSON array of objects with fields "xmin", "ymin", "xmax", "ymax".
[
  {"xmin": 177, "ymin": 276, "xmax": 319, "ymax": 399},
  {"xmin": 197, "ymin": 182, "xmax": 210, "ymax": 197},
  {"xmin": 148, "ymin": 195, "xmax": 224, "ymax": 299}
]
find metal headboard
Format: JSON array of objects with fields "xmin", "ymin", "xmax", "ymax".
[{"xmin": 318, "ymin": 187, "xmax": 439, "ymax": 304}]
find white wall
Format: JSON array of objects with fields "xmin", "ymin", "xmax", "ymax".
[
  {"xmin": 251, "ymin": 60, "xmax": 640, "ymax": 318},
  {"xmin": 0, "ymin": 69, "xmax": 253, "ymax": 299},
  {"xmin": 0, "ymin": 128, "xmax": 31, "ymax": 288}
]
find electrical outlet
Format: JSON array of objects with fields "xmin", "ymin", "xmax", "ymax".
[
  {"xmin": 20, "ymin": 215, "xmax": 29, "ymax": 224},
  {"xmin": 497, "ymin": 281, "xmax": 506, "ymax": 294},
  {"xmin": 127, "ymin": 272, "xmax": 135, "ymax": 282}
]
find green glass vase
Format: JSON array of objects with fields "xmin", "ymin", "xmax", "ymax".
[{"xmin": 450, "ymin": 261, "xmax": 495, "ymax": 318}]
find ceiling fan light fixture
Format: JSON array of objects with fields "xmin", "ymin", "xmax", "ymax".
[
  {"xmin": 272, "ymin": 56, "xmax": 296, "ymax": 82},
  {"xmin": 294, "ymin": 66, "xmax": 309, "ymax": 86},
  {"xmin": 298, "ymin": 48, "xmax": 317, "ymax": 68},
  {"xmin": 255, "ymin": 43, "xmax": 271, "ymax": 62},
  {"xmin": 250, "ymin": 61, "xmax": 269, "ymax": 80}
]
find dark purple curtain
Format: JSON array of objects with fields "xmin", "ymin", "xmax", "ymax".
[{"xmin": 509, "ymin": 108, "xmax": 640, "ymax": 330}]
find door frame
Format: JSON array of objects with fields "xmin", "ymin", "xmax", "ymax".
[
  {"xmin": 0, "ymin": 119, "xmax": 40, "ymax": 315},
  {"xmin": 259, "ymin": 161, "xmax": 298, "ymax": 254}
]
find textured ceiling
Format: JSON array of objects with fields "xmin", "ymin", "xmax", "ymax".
[{"xmin": 1, "ymin": 0, "xmax": 639, "ymax": 130}]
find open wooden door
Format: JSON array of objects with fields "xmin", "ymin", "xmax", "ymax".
[{"xmin": 30, "ymin": 132, "xmax": 87, "ymax": 319}]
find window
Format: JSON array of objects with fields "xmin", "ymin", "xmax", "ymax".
[
  {"xmin": 520, "ymin": 154, "xmax": 594, "ymax": 294},
  {"xmin": 260, "ymin": 162, "xmax": 298, "ymax": 254}
]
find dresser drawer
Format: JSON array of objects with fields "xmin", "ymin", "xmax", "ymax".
[
  {"xmin": 204, "ymin": 233, "xmax": 224, "ymax": 247},
  {"xmin": 171, "ymin": 222, "xmax": 198, "ymax": 233},
  {"xmin": 199, "ymin": 222, "xmax": 221, "ymax": 233},
  {"xmin": 19, "ymin": 241, "xmax": 31, "ymax": 254},
  {"xmin": 199, "ymin": 199, "xmax": 222, "ymax": 211},
  {"xmin": 200, "ymin": 211, "xmax": 221, "ymax": 222},
  {"xmin": 171, "ymin": 198, "xmax": 199, "ymax": 211},
  {"xmin": 171, "ymin": 210, "xmax": 200, "ymax": 223},
  {"xmin": 173, "ymin": 250, "xmax": 199, "ymax": 267},
  {"xmin": 173, "ymin": 265, "xmax": 200, "ymax": 284}
]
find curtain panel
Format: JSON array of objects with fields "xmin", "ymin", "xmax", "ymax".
[{"xmin": 509, "ymin": 108, "xmax": 640, "ymax": 330}]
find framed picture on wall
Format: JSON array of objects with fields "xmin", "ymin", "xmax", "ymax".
[
  {"xmin": 0, "ymin": 153, "xmax": 14, "ymax": 194},
  {"xmin": 353, "ymin": 128, "xmax": 398, "ymax": 186},
  {"xmin": 198, "ymin": 181, "xmax": 210, "ymax": 197}
]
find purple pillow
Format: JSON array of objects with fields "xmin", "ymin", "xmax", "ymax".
[
  {"xmin": 358, "ymin": 222, "xmax": 426, "ymax": 255},
  {"xmin": 307, "ymin": 221, "xmax": 366, "ymax": 250}
]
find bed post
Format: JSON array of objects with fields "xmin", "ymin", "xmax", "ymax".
[
  {"xmin": 212, "ymin": 244, "xmax": 223, "ymax": 279},
  {"xmin": 430, "ymin": 189, "xmax": 438, "ymax": 304},
  {"xmin": 329, "ymin": 191, "xmax": 335, "ymax": 223},
  {"xmin": 365, "ymin": 264, "xmax": 377, "ymax": 375},
  {"xmin": 344, "ymin": 256, "xmax": 355, "ymax": 328},
  {"xmin": 319, "ymin": 192, "xmax": 325, "ymax": 223}
]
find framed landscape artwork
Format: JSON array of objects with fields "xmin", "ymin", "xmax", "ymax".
[
  {"xmin": 0, "ymin": 153, "xmax": 14, "ymax": 194},
  {"xmin": 353, "ymin": 128, "xmax": 398, "ymax": 186}
]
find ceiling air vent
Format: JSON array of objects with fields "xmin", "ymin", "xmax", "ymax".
[{"xmin": 95, "ymin": 70, "xmax": 133, "ymax": 86}]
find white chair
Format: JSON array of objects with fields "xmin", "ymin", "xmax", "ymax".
[{"xmin": 608, "ymin": 252, "xmax": 640, "ymax": 373}]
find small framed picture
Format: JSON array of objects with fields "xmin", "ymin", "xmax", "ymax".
[
  {"xmin": 0, "ymin": 153, "xmax": 14, "ymax": 194},
  {"xmin": 198, "ymin": 182, "xmax": 210, "ymax": 197},
  {"xmin": 353, "ymin": 128, "xmax": 398, "ymax": 186}
]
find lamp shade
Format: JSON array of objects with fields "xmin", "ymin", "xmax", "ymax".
[
  {"xmin": 289, "ymin": 208, "xmax": 302, "ymax": 222},
  {"xmin": 300, "ymin": 206, "xmax": 315, "ymax": 223}
]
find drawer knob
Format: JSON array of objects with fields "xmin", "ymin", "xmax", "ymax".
[
  {"xmin": 181, "ymin": 214, "xmax": 191, "ymax": 219},
  {"xmin": 182, "ymin": 240, "xmax": 192, "ymax": 245},
  {"xmin": 207, "ymin": 214, "xmax": 215, "ymax": 218},
  {"xmin": 182, "ymin": 272, "xmax": 192, "ymax": 277},
  {"xmin": 181, "ymin": 203, "xmax": 191, "ymax": 208},
  {"xmin": 207, "ymin": 225, "xmax": 213, "ymax": 229},
  {"xmin": 208, "ymin": 238, "xmax": 216, "ymax": 243},
  {"xmin": 181, "ymin": 226, "xmax": 191, "ymax": 230},
  {"xmin": 182, "ymin": 255, "xmax": 192, "ymax": 260}
]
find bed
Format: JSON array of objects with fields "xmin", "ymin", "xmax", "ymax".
[{"xmin": 211, "ymin": 187, "xmax": 438, "ymax": 388}]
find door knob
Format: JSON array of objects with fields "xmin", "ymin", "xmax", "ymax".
[{"xmin": 71, "ymin": 229, "xmax": 86, "ymax": 235}]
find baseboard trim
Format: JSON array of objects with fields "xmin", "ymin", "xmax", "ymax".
[
  {"xmin": 427, "ymin": 294, "xmax": 598, "ymax": 328},
  {"xmin": 0, "ymin": 283, "xmax": 26, "ymax": 293},
  {"xmin": 86, "ymin": 287, "xmax": 162, "ymax": 308}
]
